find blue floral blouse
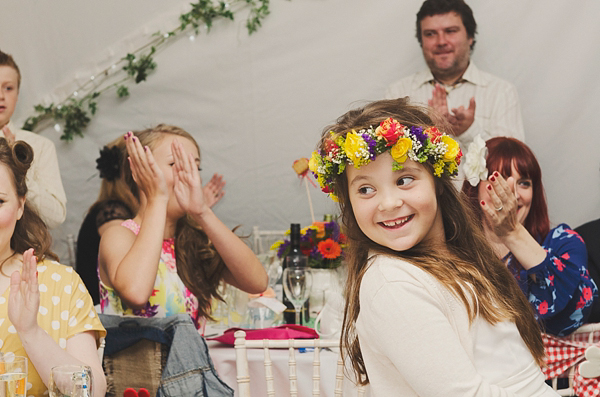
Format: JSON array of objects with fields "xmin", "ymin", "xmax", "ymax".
[{"xmin": 505, "ymin": 224, "xmax": 598, "ymax": 337}]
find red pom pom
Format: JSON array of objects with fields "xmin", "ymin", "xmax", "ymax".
[
  {"xmin": 123, "ymin": 388, "xmax": 139, "ymax": 397},
  {"xmin": 138, "ymin": 389, "xmax": 150, "ymax": 397}
]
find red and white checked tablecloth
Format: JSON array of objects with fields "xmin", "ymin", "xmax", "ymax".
[{"xmin": 543, "ymin": 328, "xmax": 600, "ymax": 397}]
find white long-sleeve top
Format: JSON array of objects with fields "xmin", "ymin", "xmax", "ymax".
[
  {"xmin": 385, "ymin": 62, "xmax": 525, "ymax": 148},
  {"xmin": 356, "ymin": 254, "xmax": 558, "ymax": 397},
  {"xmin": 8, "ymin": 121, "xmax": 67, "ymax": 229}
]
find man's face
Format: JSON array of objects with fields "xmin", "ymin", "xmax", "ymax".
[{"xmin": 420, "ymin": 12, "xmax": 473, "ymax": 81}]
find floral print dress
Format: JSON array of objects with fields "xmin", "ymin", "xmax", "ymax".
[
  {"xmin": 99, "ymin": 219, "xmax": 202, "ymax": 329},
  {"xmin": 506, "ymin": 223, "xmax": 598, "ymax": 336}
]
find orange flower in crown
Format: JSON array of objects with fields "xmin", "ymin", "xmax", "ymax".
[
  {"xmin": 375, "ymin": 117, "xmax": 403, "ymax": 146},
  {"xmin": 425, "ymin": 127, "xmax": 443, "ymax": 143}
]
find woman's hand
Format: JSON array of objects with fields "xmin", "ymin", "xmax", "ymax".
[
  {"xmin": 8, "ymin": 248, "xmax": 40, "ymax": 335},
  {"xmin": 125, "ymin": 131, "xmax": 168, "ymax": 202},
  {"xmin": 202, "ymin": 173, "xmax": 226, "ymax": 208},
  {"xmin": 480, "ymin": 171, "xmax": 520, "ymax": 239},
  {"xmin": 172, "ymin": 138, "xmax": 208, "ymax": 218}
]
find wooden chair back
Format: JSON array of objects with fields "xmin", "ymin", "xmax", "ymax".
[{"xmin": 234, "ymin": 330, "xmax": 365, "ymax": 397}]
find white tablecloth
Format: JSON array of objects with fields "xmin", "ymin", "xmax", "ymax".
[{"xmin": 207, "ymin": 340, "xmax": 367, "ymax": 397}]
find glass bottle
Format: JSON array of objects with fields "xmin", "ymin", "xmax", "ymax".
[{"xmin": 282, "ymin": 223, "xmax": 309, "ymax": 324}]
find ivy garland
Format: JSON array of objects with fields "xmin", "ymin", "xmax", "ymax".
[{"xmin": 23, "ymin": 0, "xmax": 272, "ymax": 141}]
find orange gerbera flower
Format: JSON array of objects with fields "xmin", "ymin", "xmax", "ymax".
[{"xmin": 318, "ymin": 239, "xmax": 342, "ymax": 259}]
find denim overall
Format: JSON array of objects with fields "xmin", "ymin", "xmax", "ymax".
[{"xmin": 100, "ymin": 313, "xmax": 233, "ymax": 397}]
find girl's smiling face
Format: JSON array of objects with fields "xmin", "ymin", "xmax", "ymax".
[{"xmin": 346, "ymin": 153, "xmax": 445, "ymax": 252}]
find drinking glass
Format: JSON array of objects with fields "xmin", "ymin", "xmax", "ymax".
[
  {"xmin": 282, "ymin": 267, "xmax": 313, "ymax": 325},
  {"xmin": 49, "ymin": 365, "xmax": 92, "ymax": 397},
  {"xmin": 0, "ymin": 355, "xmax": 27, "ymax": 397}
]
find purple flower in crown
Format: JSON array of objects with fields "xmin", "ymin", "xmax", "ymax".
[
  {"xmin": 410, "ymin": 126, "xmax": 428, "ymax": 145},
  {"xmin": 362, "ymin": 133, "xmax": 378, "ymax": 159}
]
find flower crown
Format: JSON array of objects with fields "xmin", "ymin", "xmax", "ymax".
[{"xmin": 308, "ymin": 117, "xmax": 462, "ymax": 199}]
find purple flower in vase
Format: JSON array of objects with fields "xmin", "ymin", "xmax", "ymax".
[
  {"xmin": 325, "ymin": 221, "xmax": 341, "ymax": 241},
  {"xmin": 309, "ymin": 246, "xmax": 323, "ymax": 260},
  {"xmin": 277, "ymin": 240, "xmax": 290, "ymax": 258}
]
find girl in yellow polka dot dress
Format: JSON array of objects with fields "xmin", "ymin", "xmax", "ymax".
[
  {"xmin": 98, "ymin": 125, "xmax": 268, "ymax": 329},
  {"xmin": 0, "ymin": 139, "xmax": 106, "ymax": 397}
]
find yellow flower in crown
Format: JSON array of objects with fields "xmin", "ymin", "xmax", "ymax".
[
  {"xmin": 441, "ymin": 135, "xmax": 461, "ymax": 162},
  {"xmin": 344, "ymin": 130, "xmax": 369, "ymax": 166},
  {"xmin": 390, "ymin": 137, "xmax": 413, "ymax": 163},
  {"xmin": 433, "ymin": 160, "xmax": 445, "ymax": 177}
]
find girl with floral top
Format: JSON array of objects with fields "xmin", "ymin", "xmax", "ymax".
[
  {"xmin": 0, "ymin": 138, "xmax": 106, "ymax": 397},
  {"xmin": 462, "ymin": 136, "xmax": 597, "ymax": 336},
  {"xmin": 98, "ymin": 125, "xmax": 267, "ymax": 329}
]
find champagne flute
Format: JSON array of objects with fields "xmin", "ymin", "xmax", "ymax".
[
  {"xmin": 0, "ymin": 355, "xmax": 27, "ymax": 397},
  {"xmin": 282, "ymin": 267, "xmax": 313, "ymax": 325},
  {"xmin": 49, "ymin": 365, "xmax": 92, "ymax": 397}
]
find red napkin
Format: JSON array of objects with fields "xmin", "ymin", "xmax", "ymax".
[{"xmin": 207, "ymin": 324, "xmax": 318, "ymax": 345}]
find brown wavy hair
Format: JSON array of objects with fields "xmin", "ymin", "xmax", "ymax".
[
  {"xmin": 317, "ymin": 99, "xmax": 544, "ymax": 385},
  {"xmin": 0, "ymin": 138, "xmax": 57, "ymax": 274},
  {"xmin": 124, "ymin": 125, "xmax": 227, "ymax": 320}
]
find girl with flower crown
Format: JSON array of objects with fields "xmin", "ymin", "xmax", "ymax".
[
  {"xmin": 97, "ymin": 125, "xmax": 267, "ymax": 329},
  {"xmin": 461, "ymin": 137, "xmax": 597, "ymax": 337},
  {"xmin": 310, "ymin": 98, "xmax": 558, "ymax": 396}
]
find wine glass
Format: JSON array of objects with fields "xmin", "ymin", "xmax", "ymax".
[
  {"xmin": 0, "ymin": 354, "xmax": 27, "ymax": 397},
  {"xmin": 282, "ymin": 267, "xmax": 313, "ymax": 325},
  {"xmin": 49, "ymin": 365, "xmax": 92, "ymax": 397}
]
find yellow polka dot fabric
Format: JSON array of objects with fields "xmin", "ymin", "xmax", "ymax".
[{"xmin": 0, "ymin": 259, "xmax": 106, "ymax": 397}]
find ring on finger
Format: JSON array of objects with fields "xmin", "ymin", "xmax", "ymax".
[{"xmin": 495, "ymin": 205, "xmax": 503, "ymax": 212}]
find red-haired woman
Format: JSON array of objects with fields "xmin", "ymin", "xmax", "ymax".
[{"xmin": 462, "ymin": 136, "xmax": 597, "ymax": 336}]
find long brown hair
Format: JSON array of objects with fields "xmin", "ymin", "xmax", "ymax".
[
  {"xmin": 0, "ymin": 138, "xmax": 57, "ymax": 272},
  {"xmin": 462, "ymin": 137, "xmax": 550, "ymax": 242},
  {"xmin": 318, "ymin": 99, "xmax": 544, "ymax": 385},
  {"xmin": 125, "ymin": 125, "xmax": 227, "ymax": 320}
]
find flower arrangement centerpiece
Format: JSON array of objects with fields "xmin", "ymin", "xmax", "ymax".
[{"xmin": 271, "ymin": 220, "xmax": 346, "ymax": 269}]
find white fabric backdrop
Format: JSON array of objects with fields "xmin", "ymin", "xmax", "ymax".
[{"xmin": 1, "ymin": 0, "xmax": 599, "ymax": 259}]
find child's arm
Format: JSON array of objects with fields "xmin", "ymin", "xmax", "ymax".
[
  {"xmin": 8, "ymin": 249, "xmax": 106, "ymax": 397},
  {"xmin": 171, "ymin": 139, "xmax": 268, "ymax": 294},
  {"xmin": 98, "ymin": 133, "xmax": 168, "ymax": 308}
]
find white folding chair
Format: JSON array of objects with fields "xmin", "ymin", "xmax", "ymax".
[
  {"xmin": 252, "ymin": 226, "xmax": 287, "ymax": 255},
  {"xmin": 547, "ymin": 322, "xmax": 600, "ymax": 396},
  {"xmin": 97, "ymin": 336, "xmax": 106, "ymax": 361},
  {"xmin": 234, "ymin": 330, "xmax": 366, "ymax": 397}
]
